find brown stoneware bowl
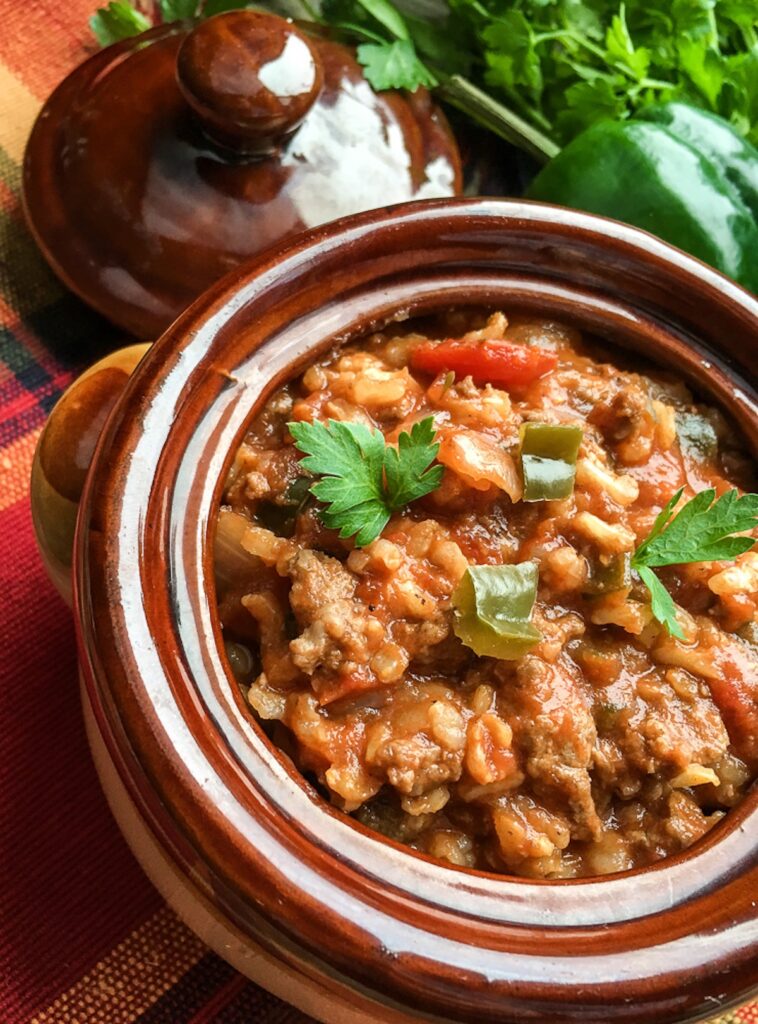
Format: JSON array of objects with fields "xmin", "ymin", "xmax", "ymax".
[{"xmin": 35, "ymin": 200, "xmax": 758, "ymax": 1022}]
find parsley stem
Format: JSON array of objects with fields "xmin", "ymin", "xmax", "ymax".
[
  {"xmin": 333, "ymin": 19, "xmax": 388, "ymax": 43},
  {"xmin": 296, "ymin": 0, "xmax": 323, "ymax": 23},
  {"xmin": 437, "ymin": 75, "xmax": 560, "ymax": 163},
  {"xmin": 562, "ymin": 31, "xmax": 608, "ymax": 63},
  {"xmin": 640, "ymin": 77, "xmax": 677, "ymax": 89},
  {"xmin": 532, "ymin": 30, "xmax": 570, "ymax": 45},
  {"xmin": 532, "ymin": 26, "xmax": 653, "ymax": 90}
]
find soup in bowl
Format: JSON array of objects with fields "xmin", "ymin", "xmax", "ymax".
[{"xmin": 215, "ymin": 307, "xmax": 757, "ymax": 881}]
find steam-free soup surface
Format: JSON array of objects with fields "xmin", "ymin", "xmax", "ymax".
[{"xmin": 216, "ymin": 310, "xmax": 757, "ymax": 878}]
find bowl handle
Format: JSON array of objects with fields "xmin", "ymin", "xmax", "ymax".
[{"xmin": 30, "ymin": 343, "xmax": 151, "ymax": 606}]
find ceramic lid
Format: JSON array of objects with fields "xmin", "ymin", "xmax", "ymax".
[{"xmin": 22, "ymin": 11, "xmax": 462, "ymax": 338}]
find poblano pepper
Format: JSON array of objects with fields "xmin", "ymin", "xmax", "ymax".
[{"xmin": 528, "ymin": 102, "xmax": 758, "ymax": 294}]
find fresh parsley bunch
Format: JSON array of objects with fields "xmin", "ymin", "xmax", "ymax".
[
  {"xmin": 462, "ymin": 0, "xmax": 758, "ymax": 146},
  {"xmin": 90, "ymin": 0, "xmax": 757, "ymax": 150},
  {"xmin": 306, "ymin": 0, "xmax": 758, "ymax": 146}
]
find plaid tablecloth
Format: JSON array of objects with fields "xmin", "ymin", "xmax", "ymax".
[{"xmin": 0, "ymin": 1, "xmax": 755, "ymax": 1021}]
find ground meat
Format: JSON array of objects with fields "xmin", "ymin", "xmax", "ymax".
[
  {"xmin": 216, "ymin": 308, "xmax": 757, "ymax": 878},
  {"xmin": 287, "ymin": 549, "xmax": 356, "ymax": 617},
  {"xmin": 507, "ymin": 656, "xmax": 601, "ymax": 840},
  {"xmin": 588, "ymin": 378, "xmax": 656, "ymax": 464}
]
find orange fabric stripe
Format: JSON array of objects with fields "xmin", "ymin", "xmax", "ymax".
[
  {"xmin": 30, "ymin": 906, "xmax": 207, "ymax": 1024},
  {"xmin": 0, "ymin": 64, "xmax": 40, "ymax": 163},
  {"xmin": 0, "ymin": 430, "xmax": 41, "ymax": 511},
  {"xmin": 0, "ymin": 0, "xmax": 96, "ymax": 100}
]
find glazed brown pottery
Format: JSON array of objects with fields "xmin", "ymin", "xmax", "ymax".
[
  {"xmin": 30, "ymin": 343, "xmax": 150, "ymax": 606},
  {"xmin": 21, "ymin": 11, "xmax": 461, "ymax": 339},
  {"xmin": 36, "ymin": 201, "xmax": 758, "ymax": 1023}
]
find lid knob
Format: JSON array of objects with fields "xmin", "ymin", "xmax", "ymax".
[{"xmin": 176, "ymin": 10, "xmax": 324, "ymax": 154}]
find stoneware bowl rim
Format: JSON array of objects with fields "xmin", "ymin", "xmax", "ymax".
[{"xmin": 74, "ymin": 197, "xmax": 758, "ymax": 1023}]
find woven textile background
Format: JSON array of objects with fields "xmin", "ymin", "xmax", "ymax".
[{"xmin": 0, "ymin": 1, "xmax": 754, "ymax": 1021}]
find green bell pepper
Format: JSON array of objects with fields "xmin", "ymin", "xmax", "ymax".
[
  {"xmin": 528, "ymin": 103, "xmax": 758, "ymax": 294},
  {"xmin": 583, "ymin": 552, "xmax": 632, "ymax": 596},
  {"xmin": 452, "ymin": 562, "xmax": 541, "ymax": 659},
  {"xmin": 637, "ymin": 103, "xmax": 758, "ymax": 223},
  {"xmin": 520, "ymin": 422, "xmax": 583, "ymax": 501}
]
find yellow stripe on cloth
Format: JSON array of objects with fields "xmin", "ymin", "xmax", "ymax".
[
  {"xmin": 0, "ymin": 63, "xmax": 40, "ymax": 165},
  {"xmin": 30, "ymin": 906, "xmax": 207, "ymax": 1024},
  {"xmin": 0, "ymin": 158, "xmax": 66, "ymax": 318},
  {"xmin": 0, "ymin": 429, "xmax": 41, "ymax": 512}
]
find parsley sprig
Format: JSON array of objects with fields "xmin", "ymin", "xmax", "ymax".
[
  {"xmin": 632, "ymin": 487, "xmax": 758, "ymax": 639},
  {"xmin": 288, "ymin": 416, "xmax": 443, "ymax": 547}
]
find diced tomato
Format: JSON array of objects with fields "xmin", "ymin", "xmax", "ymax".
[
  {"xmin": 410, "ymin": 338, "xmax": 558, "ymax": 388},
  {"xmin": 706, "ymin": 653, "xmax": 758, "ymax": 769},
  {"xmin": 314, "ymin": 667, "xmax": 381, "ymax": 707}
]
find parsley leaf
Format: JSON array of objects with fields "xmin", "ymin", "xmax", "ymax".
[
  {"xmin": 358, "ymin": 39, "xmax": 438, "ymax": 90},
  {"xmin": 634, "ymin": 488, "xmax": 758, "ymax": 565},
  {"xmin": 721, "ymin": 49, "xmax": 758, "ymax": 144},
  {"xmin": 201, "ymin": 0, "xmax": 250, "ymax": 12},
  {"xmin": 555, "ymin": 78, "xmax": 627, "ymax": 138},
  {"xmin": 288, "ymin": 416, "xmax": 443, "ymax": 546},
  {"xmin": 632, "ymin": 487, "xmax": 758, "ymax": 636},
  {"xmin": 605, "ymin": 5, "xmax": 650, "ymax": 81},
  {"xmin": 635, "ymin": 565, "xmax": 686, "ymax": 640},
  {"xmin": 678, "ymin": 36, "xmax": 726, "ymax": 108},
  {"xmin": 352, "ymin": 0, "xmax": 409, "ymax": 41},
  {"xmin": 383, "ymin": 416, "xmax": 444, "ymax": 507},
  {"xmin": 90, "ymin": 1, "xmax": 150, "ymax": 45},
  {"xmin": 159, "ymin": 0, "xmax": 199, "ymax": 20},
  {"xmin": 90, "ymin": 0, "xmax": 200, "ymax": 45},
  {"xmin": 483, "ymin": 12, "xmax": 543, "ymax": 99}
]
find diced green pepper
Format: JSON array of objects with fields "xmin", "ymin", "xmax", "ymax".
[
  {"xmin": 584, "ymin": 552, "xmax": 632, "ymax": 595},
  {"xmin": 676, "ymin": 412, "xmax": 718, "ymax": 464},
  {"xmin": 255, "ymin": 476, "xmax": 312, "ymax": 537},
  {"xmin": 452, "ymin": 562, "xmax": 541, "ymax": 660},
  {"xmin": 595, "ymin": 702, "xmax": 625, "ymax": 733},
  {"xmin": 519, "ymin": 422, "xmax": 583, "ymax": 501}
]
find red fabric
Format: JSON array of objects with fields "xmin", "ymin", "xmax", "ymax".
[{"xmin": 0, "ymin": 499, "xmax": 161, "ymax": 1020}]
